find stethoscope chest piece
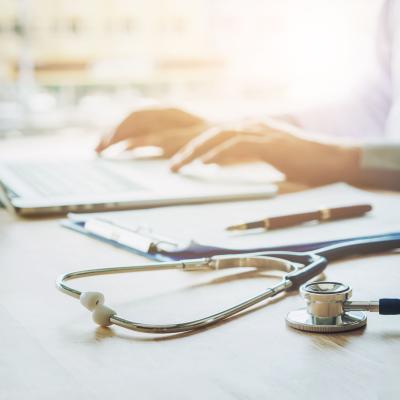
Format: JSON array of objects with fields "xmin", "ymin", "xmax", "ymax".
[{"xmin": 286, "ymin": 282, "xmax": 367, "ymax": 333}]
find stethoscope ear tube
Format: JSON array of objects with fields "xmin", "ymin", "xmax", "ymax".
[
  {"xmin": 285, "ymin": 255, "xmax": 328, "ymax": 289},
  {"xmin": 313, "ymin": 235, "xmax": 400, "ymax": 262}
]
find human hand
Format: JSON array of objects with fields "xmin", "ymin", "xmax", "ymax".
[
  {"xmin": 96, "ymin": 107, "xmax": 207, "ymax": 157},
  {"xmin": 170, "ymin": 121, "xmax": 361, "ymax": 185}
]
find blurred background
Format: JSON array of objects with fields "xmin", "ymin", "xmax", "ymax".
[{"xmin": 0, "ymin": 0, "xmax": 383, "ymax": 138}]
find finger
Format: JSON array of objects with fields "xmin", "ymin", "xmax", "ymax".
[
  {"xmin": 95, "ymin": 134, "xmax": 113, "ymax": 153},
  {"xmin": 200, "ymin": 138, "xmax": 241, "ymax": 164},
  {"xmin": 97, "ymin": 109, "xmax": 206, "ymax": 153},
  {"xmin": 101, "ymin": 124, "xmax": 205, "ymax": 157},
  {"xmin": 95, "ymin": 130, "xmax": 133, "ymax": 153},
  {"xmin": 96, "ymin": 111, "xmax": 148, "ymax": 153},
  {"xmin": 124, "ymin": 134, "xmax": 165, "ymax": 149},
  {"xmin": 137, "ymin": 123, "xmax": 207, "ymax": 155},
  {"xmin": 201, "ymin": 135, "xmax": 267, "ymax": 165},
  {"xmin": 131, "ymin": 124, "xmax": 203, "ymax": 147},
  {"xmin": 170, "ymin": 128, "xmax": 237, "ymax": 172}
]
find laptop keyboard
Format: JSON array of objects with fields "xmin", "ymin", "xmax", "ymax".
[{"xmin": 7, "ymin": 161, "xmax": 143, "ymax": 197}]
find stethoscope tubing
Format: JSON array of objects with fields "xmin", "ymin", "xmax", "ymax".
[
  {"xmin": 110, "ymin": 279, "xmax": 291, "ymax": 334},
  {"xmin": 57, "ymin": 233, "xmax": 400, "ymax": 334},
  {"xmin": 163, "ymin": 232, "xmax": 400, "ymax": 260},
  {"xmin": 312, "ymin": 234, "xmax": 400, "ymax": 261},
  {"xmin": 57, "ymin": 255, "xmax": 298, "ymax": 333}
]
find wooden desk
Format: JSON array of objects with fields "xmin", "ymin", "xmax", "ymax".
[{"xmin": 1, "ymin": 135, "xmax": 399, "ymax": 400}]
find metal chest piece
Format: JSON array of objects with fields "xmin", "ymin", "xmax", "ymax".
[{"xmin": 286, "ymin": 282, "xmax": 367, "ymax": 333}]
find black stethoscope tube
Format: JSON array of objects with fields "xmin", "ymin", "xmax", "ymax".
[
  {"xmin": 250, "ymin": 234, "xmax": 400, "ymax": 290},
  {"xmin": 313, "ymin": 234, "xmax": 400, "ymax": 261},
  {"xmin": 161, "ymin": 232, "xmax": 400, "ymax": 261}
]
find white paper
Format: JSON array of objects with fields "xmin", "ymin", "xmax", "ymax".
[{"xmin": 69, "ymin": 183, "xmax": 400, "ymax": 250}]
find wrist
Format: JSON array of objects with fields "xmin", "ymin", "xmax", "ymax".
[
  {"xmin": 323, "ymin": 144, "xmax": 361, "ymax": 183},
  {"xmin": 340, "ymin": 145, "xmax": 361, "ymax": 177}
]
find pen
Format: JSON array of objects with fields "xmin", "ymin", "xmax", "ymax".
[{"xmin": 226, "ymin": 204, "xmax": 373, "ymax": 231}]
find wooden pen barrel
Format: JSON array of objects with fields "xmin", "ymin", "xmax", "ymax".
[
  {"xmin": 318, "ymin": 204, "xmax": 372, "ymax": 221},
  {"xmin": 263, "ymin": 204, "xmax": 373, "ymax": 230}
]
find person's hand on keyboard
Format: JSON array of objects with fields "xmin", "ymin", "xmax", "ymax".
[
  {"xmin": 96, "ymin": 108, "xmax": 208, "ymax": 157},
  {"xmin": 96, "ymin": 106, "xmax": 399, "ymax": 190},
  {"xmin": 169, "ymin": 120, "xmax": 361, "ymax": 186}
]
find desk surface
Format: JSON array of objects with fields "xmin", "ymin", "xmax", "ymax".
[{"xmin": 1, "ymin": 134, "xmax": 399, "ymax": 400}]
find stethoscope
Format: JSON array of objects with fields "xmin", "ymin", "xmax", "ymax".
[{"xmin": 57, "ymin": 234, "xmax": 400, "ymax": 334}]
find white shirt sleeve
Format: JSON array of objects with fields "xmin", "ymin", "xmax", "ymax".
[
  {"xmin": 361, "ymin": 0, "xmax": 400, "ymax": 173},
  {"xmin": 361, "ymin": 143, "xmax": 400, "ymax": 170},
  {"xmin": 384, "ymin": 0, "xmax": 400, "ymax": 139}
]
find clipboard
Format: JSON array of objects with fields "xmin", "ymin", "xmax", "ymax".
[
  {"xmin": 61, "ymin": 183, "xmax": 400, "ymax": 261},
  {"xmin": 61, "ymin": 214, "xmax": 400, "ymax": 261}
]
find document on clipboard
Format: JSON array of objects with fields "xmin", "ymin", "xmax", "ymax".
[{"xmin": 61, "ymin": 183, "xmax": 400, "ymax": 261}]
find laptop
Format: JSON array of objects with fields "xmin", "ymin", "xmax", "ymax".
[{"xmin": 0, "ymin": 158, "xmax": 278, "ymax": 216}]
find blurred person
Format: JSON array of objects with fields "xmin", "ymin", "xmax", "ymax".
[{"xmin": 96, "ymin": 0, "xmax": 400, "ymax": 190}]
